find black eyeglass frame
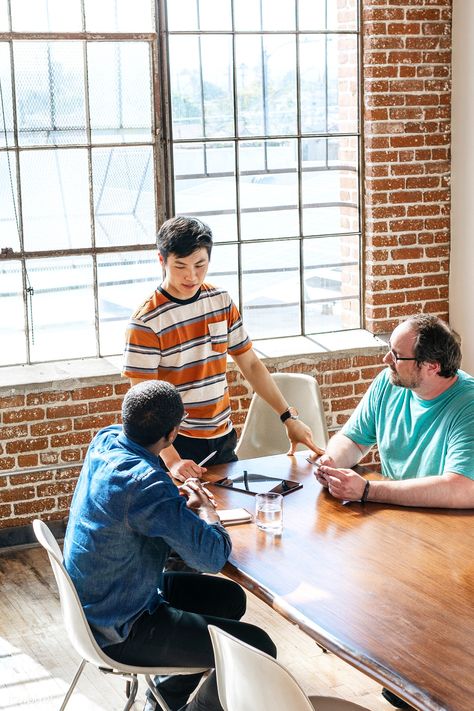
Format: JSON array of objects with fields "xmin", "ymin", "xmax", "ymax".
[{"xmin": 388, "ymin": 349, "xmax": 417, "ymax": 362}]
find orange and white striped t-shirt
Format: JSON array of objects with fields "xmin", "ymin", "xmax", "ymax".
[{"xmin": 122, "ymin": 283, "xmax": 252, "ymax": 439}]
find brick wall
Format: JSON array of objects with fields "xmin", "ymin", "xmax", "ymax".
[
  {"xmin": 0, "ymin": 0, "xmax": 454, "ymax": 533},
  {"xmin": 0, "ymin": 349, "xmax": 386, "ymax": 531},
  {"xmin": 363, "ymin": 0, "xmax": 452, "ymax": 333}
]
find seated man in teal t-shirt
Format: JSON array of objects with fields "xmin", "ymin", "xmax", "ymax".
[{"xmin": 314, "ymin": 314, "xmax": 474, "ymax": 508}]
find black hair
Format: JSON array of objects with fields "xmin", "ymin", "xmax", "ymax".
[
  {"xmin": 157, "ymin": 216, "xmax": 213, "ymax": 261},
  {"xmin": 408, "ymin": 314, "xmax": 462, "ymax": 378},
  {"xmin": 122, "ymin": 380, "xmax": 184, "ymax": 447}
]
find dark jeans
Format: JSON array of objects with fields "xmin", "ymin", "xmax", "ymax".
[
  {"xmin": 104, "ymin": 573, "xmax": 276, "ymax": 711},
  {"xmin": 173, "ymin": 428, "xmax": 238, "ymax": 466}
]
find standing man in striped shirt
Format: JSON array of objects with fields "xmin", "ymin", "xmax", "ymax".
[{"xmin": 123, "ymin": 216, "xmax": 322, "ymax": 482}]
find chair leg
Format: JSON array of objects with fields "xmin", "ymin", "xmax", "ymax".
[
  {"xmin": 122, "ymin": 675, "xmax": 139, "ymax": 711},
  {"xmin": 59, "ymin": 659, "xmax": 86, "ymax": 711},
  {"xmin": 145, "ymin": 674, "xmax": 173, "ymax": 711}
]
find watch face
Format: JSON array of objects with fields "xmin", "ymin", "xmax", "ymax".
[{"xmin": 288, "ymin": 407, "xmax": 299, "ymax": 418}]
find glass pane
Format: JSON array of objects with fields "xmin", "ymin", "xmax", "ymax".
[
  {"xmin": 0, "ymin": 260, "xmax": 26, "ymax": 366},
  {"xmin": 21, "ymin": 148, "xmax": 91, "ymax": 251},
  {"xmin": 299, "ymin": 0, "xmax": 358, "ymax": 31},
  {"xmin": 304, "ymin": 235, "xmax": 360, "ymax": 333},
  {"xmin": 207, "ymin": 243, "xmax": 239, "ymax": 305},
  {"xmin": 302, "ymin": 136, "xmax": 359, "ymax": 236},
  {"xmin": 233, "ymin": 0, "xmax": 261, "ymax": 31},
  {"xmin": 236, "ymin": 34, "xmax": 296, "ymax": 137},
  {"xmin": 26, "ymin": 256, "xmax": 96, "ymax": 362},
  {"xmin": 14, "ymin": 41, "xmax": 86, "ymax": 146},
  {"xmin": 88, "ymin": 42, "xmax": 152, "ymax": 145},
  {"xmin": 242, "ymin": 240, "xmax": 300, "ymax": 338},
  {"xmin": 0, "ymin": 0, "xmax": 9, "ymax": 30},
  {"xmin": 298, "ymin": 0, "xmax": 326, "ymax": 30},
  {"xmin": 327, "ymin": 34, "xmax": 358, "ymax": 134},
  {"xmin": 234, "ymin": 0, "xmax": 295, "ymax": 31},
  {"xmin": 328, "ymin": 0, "xmax": 358, "ymax": 31},
  {"xmin": 167, "ymin": 0, "xmax": 197, "ymax": 30},
  {"xmin": 0, "ymin": 43, "xmax": 14, "ymax": 147},
  {"xmin": 169, "ymin": 35, "xmax": 234, "ymax": 140},
  {"xmin": 98, "ymin": 250, "xmax": 158, "ymax": 356},
  {"xmin": 11, "ymin": 0, "xmax": 82, "ymax": 31},
  {"xmin": 0, "ymin": 152, "xmax": 20, "ymax": 251},
  {"xmin": 240, "ymin": 139, "xmax": 298, "ymax": 240},
  {"xmin": 300, "ymin": 35, "xmax": 327, "ymax": 134},
  {"xmin": 174, "ymin": 141, "xmax": 237, "ymax": 242},
  {"xmin": 84, "ymin": 0, "xmax": 153, "ymax": 32},
  {"xmin": 167, "ymin": 0, "xmax": 231, "ymax": 31},
  {"xmin": 261, "ymin": 0, "xmax": 295, "ymax": 31},
  {"xmin": 93, "ymin": 146, "xmax": 156, "ymax": 247}
]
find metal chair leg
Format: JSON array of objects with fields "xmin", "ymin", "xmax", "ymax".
[
  {"xmin": 145, "ymin": 674, "xmax": 173, "ymax": 711},
  {"xmin": 122, "ymin": 675, "xmax": 139, "ymax": 711},
  {"xmin": 59, "ymin": 659, "xmax": 86, "ymax": 711}
]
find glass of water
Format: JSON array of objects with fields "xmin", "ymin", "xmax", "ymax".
[{"xmin": 255, "ymin": 492, "xmax": 283, "ymax": 534}]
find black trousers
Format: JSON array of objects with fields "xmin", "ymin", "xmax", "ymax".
[
  {"xmin": 173, "ymin": 428, "xmax": 239, "ymax": 466},
  {"xmin": 104, "ymin": 573, "xmax": 276, "ymax": 711}
]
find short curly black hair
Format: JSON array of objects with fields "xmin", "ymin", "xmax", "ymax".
[
  {"xmin": 157, "ymin": 216, "xmax": 213, "ymax": 261},
  {"xmin": 408, "ymin": 314, "xmax": 462, "ymax": 378},
  {"xmin": 122, "ymin": 380, "xmax": 184, "ymax": 446}
]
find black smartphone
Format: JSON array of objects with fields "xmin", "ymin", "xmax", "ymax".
[{"xmin": 213, "ymin": 471, "xmax": 303, "ymax": 496}]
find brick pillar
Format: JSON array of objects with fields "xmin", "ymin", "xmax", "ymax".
[{"xmin": 363, "ymin": 0, "xmax": 452, "ymax": 334}]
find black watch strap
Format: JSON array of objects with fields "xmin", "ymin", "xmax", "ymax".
[{"xmin": 280, "ymin": 406, "xmax": 298, "ymax": 423}]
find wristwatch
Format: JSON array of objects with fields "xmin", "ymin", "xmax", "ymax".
[{"xmin": 280, "ymin": 406, "xmax": 299, "ymax": 423}]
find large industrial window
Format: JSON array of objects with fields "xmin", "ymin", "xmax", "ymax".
[{"xmin": 0, "ymin": 0, "xmax": 360, "ymax": 367}]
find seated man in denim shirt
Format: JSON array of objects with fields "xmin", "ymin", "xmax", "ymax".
[{"xmin": 64, "ymin": 380, "xmax": 275, "ymax": 711}]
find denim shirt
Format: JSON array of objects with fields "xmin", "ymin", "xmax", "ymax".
[{"xmin": 63, "ymin": 425, "xmax": 232, "ymax": 648}]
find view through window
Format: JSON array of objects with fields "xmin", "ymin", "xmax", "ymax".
[{"xmin": 0, "ymin": 0, "xmax": 360, "ymax": 367}]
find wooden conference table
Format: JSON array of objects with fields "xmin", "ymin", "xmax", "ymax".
[{"xmin": 203, "ymin": 453, "xmax": 474, "ymax": 711}]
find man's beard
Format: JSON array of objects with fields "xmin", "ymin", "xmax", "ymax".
[{"xmin": 388, "ymin": 365, "xmax": 422, "ymax": 390}]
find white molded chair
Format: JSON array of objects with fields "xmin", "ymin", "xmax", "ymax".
[
  {"xmin": 33, "ymin": 519, "xmax": 207, "ymax": 711},
  {"xmin": 235, "ymin": 372, "xmax": 328, "ymax": 459},
  {"xmin": 209, "ymin": 625, "xmax": 370, "ymax": 711}
]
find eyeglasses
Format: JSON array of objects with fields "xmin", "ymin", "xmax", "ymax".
[
  {"xmin": 388, "ymin": 349, "xmax": 417, "ymax": 362},
  {"xmin": 181, "ymin": 411, "xmax": 189, "ymax": 423}
]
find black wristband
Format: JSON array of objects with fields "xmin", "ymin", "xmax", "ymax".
[{"xmin": 361, "ymin": 480, "xmax": 370, "ymax": 503}]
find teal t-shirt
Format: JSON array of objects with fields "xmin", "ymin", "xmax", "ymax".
[{"xmin": 342, "ymin": 368, "xmax": 474, "ymax": 480}]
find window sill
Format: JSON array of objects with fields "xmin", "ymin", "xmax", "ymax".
[{"xmin": 0, "ymin": 330, "xmax": 388, "ymax": 392}]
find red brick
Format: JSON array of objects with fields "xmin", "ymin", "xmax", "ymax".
[
  {"xmin": 46, "ymin": 404, "xmax": 88, "ymax": 419},
  {"xmin": 26, "ymin": 391, "xmax": 70, "ymax": 405},
  {"xmin": 61, "ymin": 449, "xmax": 82, "ymax": 462},
  {"xmin": 37, "ymin": 481, "xmax": 77, "ymax": 497},
  {"xmin": 0, "ymin": 424, "xmax": 28, "ymax": 439},
  {"xmin": 114, "ymin": 382, "xmax": 129, "ymax": 395},
  {"xmin": 50, "ymin": 432, "xmax": 92, "ymax": 447},
  {"xmin": 3, "ymin": 407, "xmax": 45, "ymax": 424},
  {"xmin": 17, "ymin": 454, "xmax": 39, "ymax": 468},
  {"xmin": 0, "ymin": 486, "xmax": 35, "ymax": 503},
  {"xmin": 40, "ymin": 452, "xmax": 60, "ymax": 465},
  {"xmin": 88, "ymin": 398, "xmax": 123, "ymax": 414},
  {"xmin": 56, "ymin": 467, "xmax": 81, "ymax": 480},
  {"xmin": 73, "ymin": 414, "xmax": 118, "ymax": 431},
  {"xmin": 330, "ymin": 397, "xmax": 362, "ymax": 412},
  {"xmin": 0, "ymin": 395, "xmax": 25, "ymax": 409},
  {"xmin": 58, "ymin": 495, "xmax": 74, "ymax": 509},
  {"xmin": 6, "ymin": 437, "xmax": 48, "ymax": 454},
  {"xmin": 30, "ymin": 419, "xmax": 72, "ymax": 436},
  {"xmin": 14, "ymin": 499, "xmax": 56, "ymax": 515},
  {"xmin": 71, "ymin": 385, "xmax": 114, "ymax": 401},
  {"xmin": 0, "ymin": 504, "xmax": 13, "ymax": 521},
  {"xmin": 389, "ymin": 303, "xmax": 423, "ymax": 318}
]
